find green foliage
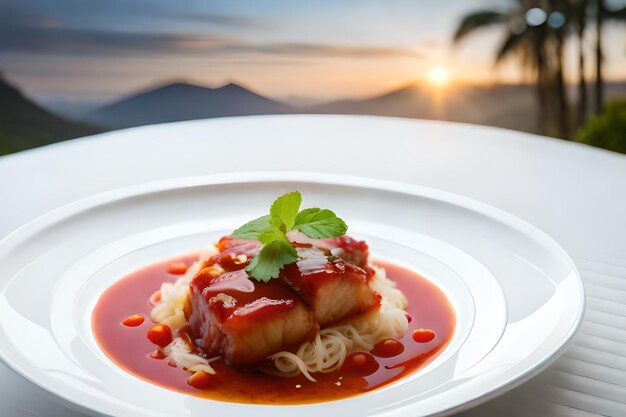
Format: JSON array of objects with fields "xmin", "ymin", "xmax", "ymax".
[
  {"xmin": 0, "ymin": 75, "xmax": 99, "ymax": 154},
  {"xmin": 232, "ymin": 191, "xmax": 348, "ymax": 282},
  {"xmin": 232, "ymin": 215, "xmax": 271, "ymax": 240},
  {"xmin": 269, "ymin": 191, "xmax": 301, "ymax": 230},
  {"xmin": 453, "ymin": 11, "xmax": 509, "ymax": 42},
  {"xmin": 575, "ymin": 99, "xmax": 626, "ymax": 154},
  {"xmin": 294, "ymin": 208, "xmax": 347, "ymax": 239},
  {"xmin": 496, "ymin": 31, "xmax": 525, "ymax": 63},
  {"xmin": 245, "ymin": 238, "xmax": 298, "ymax": 283}
]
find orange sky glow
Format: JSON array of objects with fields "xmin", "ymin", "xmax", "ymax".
[{"xmin": 1, "ymin": 1, "xmax": 624, "ymax": 104}]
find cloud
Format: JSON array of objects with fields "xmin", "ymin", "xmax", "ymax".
[
  {"xmin": 221, "ymin": 42, "xmax": 421, "ymax": 59},
  {"xmin": 0, "ymin": 26, "xmax": 231, "ymax": 56},
  {"xmin": 164, "ymin": 12, "xmax": 269, "ymax": 29},
  {"xmin": 0, "ymin": 5, "xmax": 420, "ymax": 61},
  {"xmin": 0, "ymin": 25, "xmax": 421, "ymax": 60},
  {"xmin": 0, "ymin": 5, "xmax": 63, "ymax": 29}
]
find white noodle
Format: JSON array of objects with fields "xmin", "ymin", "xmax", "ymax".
[
  {"xmin": 163, "ymin": 337, "xmax": 218, "ymax": 374},
  {"xmin": 151, "ymin": 250, "xmax": 409, "ymax": 380},
  {"xmin": 150, "ymin": 247, "xmax": 217, "ymax": 330},
  {"xmin": 267, "ymin": 266, "xmax": 408, "ymax": 381}
]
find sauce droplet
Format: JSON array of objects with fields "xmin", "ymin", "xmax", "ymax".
[
  {"xmin": 352, "ymin": 353, "xmax": 367, "ymax": 366},
  {"xmin": 344, "ymin": 352, "xmax": 379, "ymax": 376},
  {"xmin": 121, "ymin": 314, "xmax": 144, "ymax": 327},
  {"xmin": 188, "ymin": 370, "xmax": 212, "ymax": 389},
  {"xmin": 371, "ymin": 338, "xmax": 404, "ymax": 358},
  {"xmin": 167, "ymin": 262, "xmax": 189, "ymax": 275},
  {"xmin": 412, "ymin": 328, "xmax": 436, "ymax": 343},
  {"xmin": 147, "ymin": 323, "xmax": 172, "ymax": 347},
  {"xmin": 149, "ymin": 350, "xmax": 166, "ymax": 360}
]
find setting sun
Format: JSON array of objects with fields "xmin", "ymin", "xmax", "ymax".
[{"xmin": 426, "ymin": 66, "xmax": 450, "ymax": 87}]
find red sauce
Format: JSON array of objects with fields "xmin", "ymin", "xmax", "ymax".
[
  {"xmin": 344, "ymin": 352, "xmax": 379, "ymax": 376},
  {"xmin": 371, "ymin": 338, "xmax": 404, "ymax": 358},
  {"xmin": 412, "ymin": 328, "xmax": 437, "ymax": 343},
  {"xmin": 167, "ymin": 262, "xmax": 189, "ymax": 275},
  {"xmin": 149, "ymin": 350, "xmax": 166, "ymax": 360},
  {"xmin": 92, "ymin": 255, "xmax": 455, "ymax": 404},
  {"xmin": 121, "ymin": 314, "xmax": 144, "ymax": 327}
]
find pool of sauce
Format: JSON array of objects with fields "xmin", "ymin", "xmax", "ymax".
[{"xmin": 92, "ymin": 255, "xmax": 455, "ymax": 404}]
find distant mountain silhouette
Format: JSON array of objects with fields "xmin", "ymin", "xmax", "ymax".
[
  {"xmin": 85, "ymin": 81, "xmax": 294, "ymax": 128},
  {"xmin": 0, "ymin": 74, "xmax": 99, "ymax": 155},
  {"xmin": 308, "ymin": 83, "xmax": 541, "ymax": 134},
  {"xmin": 83, "ymin": 78, "xmax": 626, "ymax": 135},
  {"xmin": 307, "ymin": 82, "xmax": 626, "ymax": 135}
]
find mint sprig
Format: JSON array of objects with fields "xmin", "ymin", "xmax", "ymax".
[{"xmin": 232, "ymin": 191, "xmax": 348, "ymax": 282}]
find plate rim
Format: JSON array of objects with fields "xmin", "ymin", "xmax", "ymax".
[{"xmin": 0, "ymin": 172, "xmax": 586, "ymax": 417}]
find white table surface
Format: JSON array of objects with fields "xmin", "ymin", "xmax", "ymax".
[{"xmin": 0, "ymin": 115, "xmax": 624, "ymax": 417}]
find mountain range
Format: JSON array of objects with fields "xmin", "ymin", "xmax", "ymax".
[
  {"xmin": 83, "ymin": 80, "xmax": 626, "ymax": 135},
  {"xmin": 3, "ymin": 75, "xmax": 625, "ymax": 155},
  {"xmin": 85, "ymin": 82, "xmax": 293, "ymax": 129},
  {"xmin": 308, "ymin": 83, "xmax": 541, "ymax": 134},
  {"xmin": 82, "ymin": 80, "xmax": 538, "ymax": 132},
  {"xmin": 0, "ymin": 74, "xmax": 99, "ymax": 155}
]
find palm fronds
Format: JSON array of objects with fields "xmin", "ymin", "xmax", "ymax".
[{"xmin": 453, "ymin": 11, "xmax": 510, "ymax": 42}]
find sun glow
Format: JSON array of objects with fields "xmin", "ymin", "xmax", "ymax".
[{"xmin": 426, "ymin": 66, "xmax": 450, "ymax": 88}]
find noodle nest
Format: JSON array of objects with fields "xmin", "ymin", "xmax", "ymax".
[{"xmin": 151, "ymin": 248, "xmax": 409, "ymax": 381}]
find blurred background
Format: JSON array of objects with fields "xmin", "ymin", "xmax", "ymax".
[{"xmin": 1, "ymin": 0, "xmax": 624, "ymax": 155}]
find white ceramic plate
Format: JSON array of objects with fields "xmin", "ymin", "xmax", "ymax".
[{"xmin": 0, "ymin": 173, "xmax": 584, "ymax": 417}]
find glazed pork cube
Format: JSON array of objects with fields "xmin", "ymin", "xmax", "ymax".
[
  {"xmin": 290, "ymin": 232, "xmax": 372, "ymax": 271},
  {"xmin": 188, "ymin": 267, "xmax": 317, "ymax": 369},
  {"xmin": 207, "ymin": 236, "xmax": 262, "ymax": 271},
  {"xmin": 281, "ymin": 246, "xmax": 381, "ymax": 327},
  {"xmin": 322, "ymin": 235, "xmax": 371, "ymax": 271}
]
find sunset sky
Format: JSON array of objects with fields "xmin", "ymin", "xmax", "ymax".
[{"xmin": 1, "ymin": 0, "xmax": 625, "ymax": 106}]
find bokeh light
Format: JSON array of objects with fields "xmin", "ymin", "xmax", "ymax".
[
  {"xmin": 548, "ymin": 11, "xmax": 566, "ymax": 29},
  {"xmin": 526, "ymin": 8, "xmax": 547, "ymax": 26}
]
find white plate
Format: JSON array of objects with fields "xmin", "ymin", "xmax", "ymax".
[{"xmin": 0, "ymin": 173, "xmax": 584, "ymax": 417}]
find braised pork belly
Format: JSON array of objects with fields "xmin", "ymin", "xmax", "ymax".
[{"xmin": 187, "ymin": 235, "xmax": 381, "ymax": 368}]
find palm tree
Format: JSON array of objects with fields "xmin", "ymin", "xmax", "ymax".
[
  {"xmin": 595, "ymin": 0, "xmax": 605, "ymax": 115},
  {"xmin": 593, "ymin": 1, "xmax": 626, "ymax": 115},
  {"xmin": 572, "ymin": 0, "xmax": 589, "ymax": 127},
  {"xmin": 454, "ymin": 0, "xmax": 625, "ymax": 136},
  {"xmin": 453, "ymin": 1, "xmax": 552, "ymax": 132},
  {"xmin": 549, "ymin": 0, "xmax": 571, "ymax": 138}
]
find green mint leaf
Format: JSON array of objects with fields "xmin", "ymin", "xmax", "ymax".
[
  {"xmin": 245, "ymin": 238, "xmax": 298, "ymax": 282},
  {"xmin": 269, "ymin": 191, "xmax": 302, "ymax": 230},
  {"xmin": 294, "ymin": 208, "xmax": 348, "ymax": 239},
  {"xmin": 232, "ymin": 215, "xmax": 271, "ymax": 240},
  {"xmin": 294, "ymin": 208, "xmax": 322, "ymax": 225},
  {"xmin": 257, "ymin": 229, "xmax": 283, "ymax": 245},
  {"xmin": 232, "ymin": 191, "xmax": 349, "ymax": 282},
  {"xmin": 269, "ymin": 215, "xmax": 283, "ymax": 231}
]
